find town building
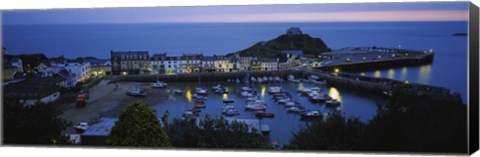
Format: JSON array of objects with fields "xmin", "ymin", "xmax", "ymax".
[
  {"xmin": 81, "ymin": 118, "xmax": 118, "ymax": 145},
  {"xmin": 151, "ymin": 53, "xmax": 167, "ymax": 74},
  {"xmin": 60, "ymin": 62, "xmax": 91, "ymax": 85},
  {"xmin": 110, "ymin": 51, "xmax": 150, "ymax": 75},
  {"xmin": 181, "ymin": 53, "xmax": 203, "ymax": 73},
  {"xmin": 286, "ymin": 27, "xmax": 302, "ymax": 36},
  {"xmin": 235, "ymin": 53, "xmax": 254, "ymax": 71},
  {"xmin": 86, "ymin": 59, "xmax": 112, "ymax": 76},
  {"xmin": 213, "ymin": 55, "xmax": 235, "ymax": 72},
  {"xmin": 164, "ymin": 56, "xmax": 182, "ymax": 74},
  {"xmin": 259, "ymin": 58, "xmax": 279, "ymax": 71},
  {"xmin": 202, "ymin": 56, "xmax": 216, "ymax": 72}
]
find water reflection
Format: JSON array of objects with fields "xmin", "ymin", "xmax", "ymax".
[
  {"xmin": 401, "ymin": 67, "xmax": 408, "ymax": 81},
  {"xmin": 418, "ymin": 65, "xmax": 432, "ymax": 84},
  {"xmin": 387, "ymin": 69, "xmax": 395, "ymax": 79},
  {"xmin": 328, "ymin": 87, "xmax": 342, "ymax": 102},
  {"xmin": 223, "ymin": 93, "xmax": 228, "ymax": 100},
  {"xmin": 261, "ymin": 85, "xmax": 266, "ymax": 97},
  {"xmin": 186, "ymin": 89, "xmax": 192, "ymax": 102},
  {"xmin": 374, "ymin": 70, "xmax": 381, "ymax": 78},
  {"xmin": 298, "ymin": 82, "xmax": 304, "ymax": 90}
]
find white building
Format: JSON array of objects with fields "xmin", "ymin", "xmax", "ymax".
[
  {"xmin": 259, "ymin": 58, "xmax": 279, "ymax": 71},
  {"xmin": 214, "ymin": 55, "xmax": 235, "ymax": 72},
  {"xmin": 63, "ymin": 62, "xmax": 91, "ymax": 85},
  {"xmin": 164, "ymin": 56, "xmax": 182, "ymax": 74}
]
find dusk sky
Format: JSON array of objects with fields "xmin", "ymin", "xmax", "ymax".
[{"xmin": 2, "ymin": 2, "xmax": 469, "ymax": 25}]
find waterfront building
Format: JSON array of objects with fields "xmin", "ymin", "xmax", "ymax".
[
  {"xmin": 164, "ymin": 56, "xmax": 182, "ymax": 74},
  {"xmin": 61, "ymin": 62, "xmax": 91, "ymax": 85},
  {"xmin": 213, "ymin": 55, "xmax": 235, "ymax": 72},
  {"xmin": 181, "ymin": 53, "xmax": 203, "ymax": 73},
  {"xmin": 286, "ymin": 27, "xmax": 302, "ymax": 36},
  {"xmin": 86, "ymin": 59, "xmax": 112, "ymax": 76},
  {"xmin": 235, "ymin": 53, "xmax": 254, "ymax": 71},
  {"xmin": 250, "ymin": 58, "xmax": 262, "ymax": 71},
  {"xmin": 259, "ymin": 58, "xmax": 279, "ymax": 71},
  {"xmin": 110, "ymin": 51, "xmax": 150, "ymax": 75},
  {"xmin": 202, "ymin": 56, "xmax": 216, "ymax": 72},
  {"xmin": 35, "ymin": 60, "xmax": 51, "ymax": 71},
  {"xmin": 279, "ymin": 50, "xmax": 304, "ymax": 69},
  {"xmin": 151, "ymin": 53, "xmax": 167, "ymax": 74}
]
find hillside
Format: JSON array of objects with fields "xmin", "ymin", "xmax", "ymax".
[{"xmin": 228, "ymin": 34, "xmax": 331, "ymax": 58}]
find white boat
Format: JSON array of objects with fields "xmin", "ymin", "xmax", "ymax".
[
  {"xmin": 245, "ymin": 104, "xmax": 266, "ymax": 110},
  {"xmin": 298, "ymin": 88, "xmax": 312, "ymax": 94},
  {"xmin": 212, "ymin": 84, "xmax": 222, "ymax": 90},
  {"xmin": 268, "ymin": 76, "xmax": 273, "ymax": 82},
  {"xmin": 268, "ymin": 86, "xmax": 282, "ymax": 94},
  {"xmin": 241, "ymin": 91, "xmax": 254, "ymax": 97},
  {"xmin": 195, "ymin": 87, "xmax": 208, "ymax": 95},
  {"xmin": 173, "ymin": 89, "xmax": 183, "ymax": 95},
  {"xmin": 74, "ymin": 122, "xmax": 89, "ymax": 132},
  {"xmin": 326, "ymin": 99, "xmax": 341, "ymax": 106},
  {"xmin": 287, "ymin": 106, "xmax": 306, "ymax": 113},
  {"xmin": 235, "ymin": 78, "xmax": 240, "ymax": 83},
  {"xmin": 241, "ymin": 86, "xmax": 253, "ymax": 91},
  {"xmin": 151, "ymin": 80, "xmax": 167, "ymax": 88},
  {"xmin": 301, "ymin": 110, "xmax": 322, "ymax": 119},
  {"xmin": 277, "ymin": 98, "xmax": 291, "ymax": 104},
  {"xmin": 126, "ymin": 86, "xmax": 147, "ymax": 97},
  {"xmin": 288, "ymin": 75, "xmax": 300, "ymax": 83},
  {"xmin": 273, "ymin": 76, "xmax": 283, "ymax": 82},
  {"xmin": 257, "ymin": 77, "xmax": 264, "ymax": 83},
  {"xmin": 284, "ymin": 101, "xmax": 297, "ymax": 107},
  {"xmin": 222, "ymin": 105, "xmax": 240, "ymax": 116},
  {"xmin": 263, "ymin": 76, "xmax": 269, "ymax": 82},
  {"xmin": 251, "ymin": 77, "xmax": 257, "ymax": 83},
  {"xmin": 309, "ymin": 75, "xmax": 320, "ymax": 80}
]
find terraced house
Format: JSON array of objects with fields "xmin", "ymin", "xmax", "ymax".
[{"xmin": 110, "ymin": 51, "xmax": 150, "ymax": 75}]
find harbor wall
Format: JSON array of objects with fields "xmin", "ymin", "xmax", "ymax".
[{"xmin": 316, "ymin": 53, "xmax": 434, "ymax": 72}]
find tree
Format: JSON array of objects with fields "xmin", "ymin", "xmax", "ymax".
[
  {"xmin": 166, "ymin": 115, "xmax": 270, "ymax": 149},
  {"xmin": 3, "ymin": 97, "xmax": 70, "ymax": 144},
  {"xmin": 355, "ymin": 91, "xmax": 467, "ymax": 153},
  {"xmin": 287, "ymin": 111, "xmax": 365, "ymax": 150},
  {"xmin": 107, "ymin": 101, "xmax": 171, "ymax": 147}
]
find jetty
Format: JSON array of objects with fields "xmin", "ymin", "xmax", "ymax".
[{"xmin": 315, "ymin": 47, "xmax": 434, "ymax": 72}]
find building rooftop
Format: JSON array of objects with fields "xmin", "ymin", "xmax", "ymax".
[
  {"xmin": 82, "ymin": 118, "xmax": 118, "ymax": 136},
  {"xmin": 110, "ymin": 51, "xmax": 149, "ymax": 56}
]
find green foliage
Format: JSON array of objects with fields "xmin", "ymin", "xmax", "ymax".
[
  {"xmin": 107, "ymin": 101, "xmax": 171, "ymax": 147},
  {"xmin": 288, "ymin": 112, "xmax": 365, "ymax": 150},
  {"xmin": 355, "ymin": 91, "xmax": 467, "ymax": 153},
  {"xmin": 166, "ymin": 115, "xmax": 270, "ymax": 149},
  {"xmin": 3, "ymin": 97, "xmax": 70, "ymax": 144}
]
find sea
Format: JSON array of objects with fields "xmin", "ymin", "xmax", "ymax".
[{"xmin": 2, "ymin": 22, "xmax": 468, "ymax": 146}]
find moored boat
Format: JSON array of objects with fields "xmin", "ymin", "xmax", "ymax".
[
  {"xmin": 151, "ymin": 80, "xmax": 168, "ymax": 88},
  {"xmin": 325, "ymin": 99, "xmax": 341, "ymax": 107},
  {"xmin": 195, "ymin": 87, "xmax": 208, "ymax": 95},
  {"xmin": 287, "ymin": 106, "xmax": 306, "ymax": 113},
  {"xmin": 255, "ymin": 111, "xmax": 275, "ymax": 118},
  {"xmin": 126, "ymin": 86, "xmax": 147, "ymax": 97},
  {"xmin": 223, "ymin": 98, "xmax": 234, "ymax": 103},
  {"xmin": 300, "ymin": 110, "xmax": 322, "ymax": 120}
]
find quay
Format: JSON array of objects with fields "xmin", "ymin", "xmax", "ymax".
[{"xmin": 315, "ymin": 47, "xmax": 434, "ymax": 72}]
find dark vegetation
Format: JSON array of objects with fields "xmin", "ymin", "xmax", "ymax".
[
  {"xmin": 287, "ymin": 89, "xmax": 467, "ymax": 154},
  {"xmin": 165, "ymin": 115, "xmax": 270, "ymax": 149},
  {"xmin": 3, "ymin": 97, "xmax": 71, "ymax": 145},
  {"xmin": 228, "ymin": 34, "xmax": 331, "ymax": 58}
]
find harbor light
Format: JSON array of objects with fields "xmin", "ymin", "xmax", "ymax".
[
  {"xmin": 404, "ymin": 80, "xmax": 409, "ymax": 84},
  {"xmin": 121, "ymin": 71, "xmax": 127, "ymax": 75},
  {"xmin": 363, "ymin": 57, "xmax": 366, "ymax": 60},
  {"xmin": 378, "ymin": 55, "xmax": 382, "ymax": 59}
]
